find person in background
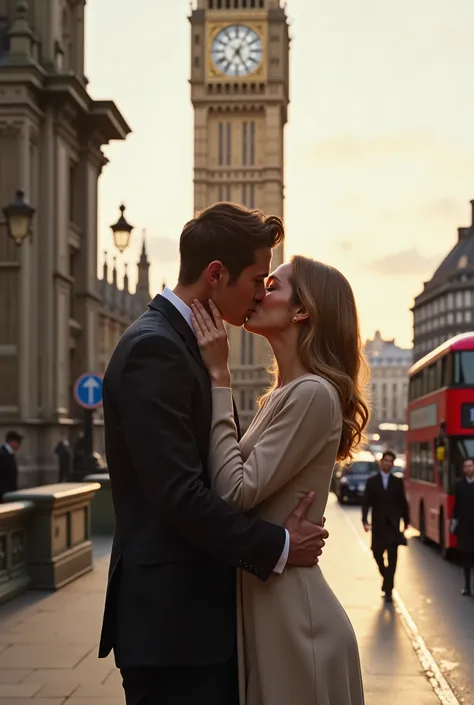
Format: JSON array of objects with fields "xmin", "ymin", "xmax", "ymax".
[
  {"xmin": 451, "ymin": 457, "xmax": 474, "ymax": 596},
  {"xmin": 54, "ymin": 438, "xmax": 72, "ymax": 482},
  {"xmin": 0, "ymin": 430, "xmax": 23, "ymax": 502},
  {"xmin": 362, "ymin": 450, "xmax": 410, "ymax": 603}
]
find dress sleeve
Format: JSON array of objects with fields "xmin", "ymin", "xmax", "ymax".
[{"xmin": 209, "ymin": 379, "xmax": 338, "ymax": 511}]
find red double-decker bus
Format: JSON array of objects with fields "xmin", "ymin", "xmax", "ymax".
[{"xmin": 406, "ymin": 333, "xmax": 474, "ymax": 558}]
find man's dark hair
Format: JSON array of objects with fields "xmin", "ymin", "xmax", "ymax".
[
  {"xmin": 178, "ymin": 202, "xmax": 285, "ymax": 285},
  {"xmin": 6, "ymin": 430, "xmax": 23, "ymax": 444},
  {"xmin": 381, "ymin": 450, "xmax": 396, "ymax": 462}
]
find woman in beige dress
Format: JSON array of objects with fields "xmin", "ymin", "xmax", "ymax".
[{"xmin": 191, "ymin": 255, "xmax": 370, "ymax": 705}]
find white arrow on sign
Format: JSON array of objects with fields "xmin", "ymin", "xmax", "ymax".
[{"xmin": 83, "ymin": 376, "xmax": 101, "ymax": 405}]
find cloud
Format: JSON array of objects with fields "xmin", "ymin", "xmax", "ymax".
[
  {"xmin": 309, "ymin": 134, "xmax": 429, "ymax": 162},
  {"xmin": 339, "ymin": 240, "xmax": 353, "ymax": 251},
  {"xmin": 367, "ymin": 248, "xmax": 443, "ymax": 276},
  {"xmin": 418, "ymin": 197, "xmax": 461, "ymax": 220}
]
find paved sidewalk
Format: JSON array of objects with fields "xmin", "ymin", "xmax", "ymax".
[{"xmin": 0, "ymin": 497, "xmax": 440, "ymax": 705}]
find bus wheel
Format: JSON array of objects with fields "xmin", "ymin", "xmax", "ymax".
[
  {"xmin": 439, "ymin": 512, "xmax": 450, "ymax": 561},
  {"xmin": 419, "ymin": 504, "xmax": 428, "ymax": 544}
]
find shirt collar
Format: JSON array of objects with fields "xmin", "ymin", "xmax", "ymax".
[
  {"xmin": 3, "ymin": 442, "xmax": 14, "ymax": 455},
  {"xmin": 160, "ymin": 287, "xmax": 194, "ymax": 333}
]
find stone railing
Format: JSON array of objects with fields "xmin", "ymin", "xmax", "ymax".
[
  {"xmin": 0, "ymin": 501, "xmax": 34, "ymax": 605},
  {"xmin": 4, "ymin": 482, "xmax": 100, "ymax": 591},
  {"xmin": 84, "ymin": 473, "xmax": 114, "ymax": 535}
]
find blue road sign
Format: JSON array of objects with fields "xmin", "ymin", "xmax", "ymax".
[{"xmin": 74, "ymin": 373, "xmax": 103, "ymax": 410}]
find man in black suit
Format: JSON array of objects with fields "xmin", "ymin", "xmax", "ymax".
[
  {"xmin": 0, "ymin": 430, "xmax": 23, "ymax": 502},
  {"xmin": 451, "ymin": 457, "xmax": 474, "ymax": 595},
  {"xmin": 362, "ymin": 450, "xmax": 410, "ymax": 602},
  {"xmin": 99, "ymin": 203, "xmax": 328, "ymax": 705}
]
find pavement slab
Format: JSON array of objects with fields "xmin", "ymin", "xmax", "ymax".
[{"xmin": 0, "ymin": 504, "xmax": 444, "ymax": 704}]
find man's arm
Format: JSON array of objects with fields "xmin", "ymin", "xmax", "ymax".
[
  {"xmin": 361, "ymin": 478, "xmax": 372, "ymax": 528},
  {"xmin": 117, "ymin": 334, "xmax": 309, "ymax": 581},
  {"xmin": 399, "ymin": 478, "xmax": 410, "ymax": 528}
]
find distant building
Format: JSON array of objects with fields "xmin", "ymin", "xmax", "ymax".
[
  {"xmin": 412, "ymin": 199, "xmax": 474, "ymax": 362},
  {"xmin": 365, "ymin": 332, "xmax": 412, "ymax": 439},
  {"xmin": 97, "ymin": 237, "xmax": 151, "ymax": 377}
]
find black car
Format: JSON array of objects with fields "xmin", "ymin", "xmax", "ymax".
[{"xmin": 333, "ymin": 459, "xmax": 379, "ymax": 504}]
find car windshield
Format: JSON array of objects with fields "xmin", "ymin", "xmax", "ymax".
[{"xmin": 345, "ymin": 461, "xmax": 376, "ymax": 475}]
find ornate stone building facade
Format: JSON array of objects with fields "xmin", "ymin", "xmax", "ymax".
[
  {"xmin": 0, "ymin": 1, "xmax": 145, "ymax": 484},
  {"xmin": 365, "ymin": 331, "xmax": 412, "ymax": 438},
  {"xmin": 189, "ymin": 0, "xmax": 290, "ymax": 430},
  {"xmin": 412, "ymin": 200, "xmax": 474, "ymax": 362}
]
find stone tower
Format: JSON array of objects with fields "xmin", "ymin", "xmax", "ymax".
[
  {"xmin": 0, "ymin": 0, "xmax": 130, "ymax": 483},
  {"xmin": 189, "ymin": 0, "xmax": 290, "ymax": 430},
  {"xmin": 136, "ymin": 231, "xmax": 151, "ymax": 307}
]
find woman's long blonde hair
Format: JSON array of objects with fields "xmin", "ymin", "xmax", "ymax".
[{"xmin": 260, "ymin": 256, "xmax": 370, "ymax": 463}]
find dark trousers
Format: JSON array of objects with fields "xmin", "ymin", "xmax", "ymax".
[
  {"xmin": 120, "ymin": 656, "xmax": 239, "ymax": 705},
  {"xmin": 373, "ymin": 544, "xmax": 398, "ymax": 594},
  {"xmin": 461, "ymin": 552, "xmax": 474, "ymax": 590}
]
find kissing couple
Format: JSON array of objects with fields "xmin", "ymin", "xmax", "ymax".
[{"xmin": 98, "ymin": 202, "xmax": 370, "ymax": 705}]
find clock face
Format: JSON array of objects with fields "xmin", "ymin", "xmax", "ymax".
[{"xmin": 211, "ymin": 25, "xmax": 263, "ymax": 77}]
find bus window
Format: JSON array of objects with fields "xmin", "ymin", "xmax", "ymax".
[
  {"xmin": 441, "ymin": 353, "xmax": 453, "ymax": 387},
  {"xmin": 454, "ymin": 351, "xmax": 474, "ymax": 385},
  {"xmin": 448, "ymin": 437, "xmax": 474, "ymax": 491}
]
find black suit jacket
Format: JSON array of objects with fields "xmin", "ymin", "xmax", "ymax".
[
  {"xmin": 362, "ymin": 473, "xmax": 410, "ymax": 552},
  {"xmin": 0, "ymin": 445, "xmax": 18, "ymax": 501},
  {"xmin": 452, "ymin": 478, "xmax": 474, "ymax": 554},
  {"xmin": 98, "ymin": 295, "xmax": 286, "ymax": 668}
]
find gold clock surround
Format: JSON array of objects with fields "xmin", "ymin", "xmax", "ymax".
[{"xmin": 206, "ymin": 21, "xmax": 268, "ymax": 82}]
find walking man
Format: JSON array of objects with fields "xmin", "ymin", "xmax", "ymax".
[
  {"xmin": 451, "ymin": 457, "xmax": 474, "ymax": 595},
  {"xmin": 362, "ymin": 450, "xmax": 410, "ymax": 602}
]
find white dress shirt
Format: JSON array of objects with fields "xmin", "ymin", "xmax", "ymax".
[
  {"xmin": 380, "ymin": 471, "xmax": 390, "ymax": 490},
  {"xmin": 160, "ymin": 287, "xmax": 290, "ymax": 574}
]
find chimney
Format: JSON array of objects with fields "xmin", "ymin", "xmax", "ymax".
[{"xmin": 458, "ymin": 227, "xmax": 469, "ymax": 241}]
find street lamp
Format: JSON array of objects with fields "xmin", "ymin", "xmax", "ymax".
[
  {"xmin": 110, "ymin": 203, "xmax": 133, "ymax": 253},
  {"xmin": 2, "ymin": 190, "xmax": 35, "ymax": 246}
]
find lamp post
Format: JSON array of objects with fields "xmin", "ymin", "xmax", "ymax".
[
  {"xmin": 110, "ymin": 203, "xmax": 133, "ymax": 253},
  {"xmin": 2, "ymin": 189, "xmax": 35, "ymax": 245}
]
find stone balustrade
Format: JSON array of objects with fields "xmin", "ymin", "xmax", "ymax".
[
  {"xmin": 4, "ymin": 482, "xmax": 100, "ymax": 591},
  {"xmin": 0, "ymin": 501, "xmax": 34, "ymax": 605}
]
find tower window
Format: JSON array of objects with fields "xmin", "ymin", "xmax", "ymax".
[
  {"xmin": 248, "ymin": 332, "xmax": 254, "ymax": 364},
  {"xmin": 249, "ymin": 184, "xmax": 255, "ymax": 209},
  {"xmin": 0, "ymin": 18, "xmax": 9, "ymax": 56},
  {"xmin": 218, "ymin": 185, "xmax": 223, "ymax": 201},
  {"xmin": 208, "ymin": 0, "xmax": 213, "ymax": 7},
  {"xmin": 242, "ymin": 122, "xmax": 248, "ymax": 165},
  {"xmin": 241, "ymin": 329, "xmax": 247, "ymax": 364},
  {"xmin": 226, "ymin": 184, "xmax": 231, "ymax": 200},
  {"xmin": 242, "ymin": 184, "xmax": 247, "ymax": 205},
  {"xmin": 194, "ymin": 56, "xmax": 200, "ymax": 68},
  {"xmin": 218, "ymin": 122, "xmax": 224, "ymax": 166},
  {"xmin": 226, "ymin": 122, "xmax": 232, "ymax": 166},
  {"xmin": 250, "ymin": 121, "xmax": 256, "ymax": 165}
]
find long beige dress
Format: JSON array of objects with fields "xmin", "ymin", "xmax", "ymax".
[{"xmin": 209, "ymin": 374, "xmax": 365, "ymax": 705}]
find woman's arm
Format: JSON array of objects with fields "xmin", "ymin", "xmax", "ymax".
[{"xmin": 209, "ymin": 379, "xmax": 337, "ymax": 511}]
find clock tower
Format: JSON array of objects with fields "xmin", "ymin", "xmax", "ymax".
[{"xmin": 189, "ymin": 0, "xmax": 290, "ymax": 430}]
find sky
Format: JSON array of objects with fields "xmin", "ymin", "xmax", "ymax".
[{"xmin": 85, "ymin": 0, "xmax": 474, "ymax": 349}]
